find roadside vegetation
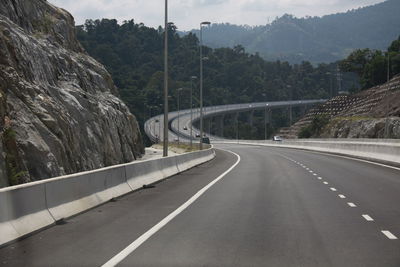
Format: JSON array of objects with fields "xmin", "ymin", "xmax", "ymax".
[
  {"xmin": 298, "ymin": 114, "xmax": 330, "ymax": 138},
  {"xmin": 76, "ymin": 19, "xmax": 356, "ymax": 136},
  {"xmin": 339, "ymin": 37, "xmax": 400, "ymax": 92}
]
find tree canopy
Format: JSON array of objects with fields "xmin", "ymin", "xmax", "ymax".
[
  {"xmin": 339, "ymin": 37, "xmax": 400, "ymax": 90},
  {"xmin": 76, "ymin": 19, "xmax": 356, "ymax": 137}
]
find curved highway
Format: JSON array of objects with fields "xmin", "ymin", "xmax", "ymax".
[
  {"xmin": 145, "ymin": 99, "xmax": 326, "ymax": 142},
  {"xmin": 1, "ymin": 145, "xmax": 399, "ymax": 266}
]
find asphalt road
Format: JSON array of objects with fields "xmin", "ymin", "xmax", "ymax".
[{"xmin": 1, "ymin": 144, "xmax": 399, "ymax": 266}]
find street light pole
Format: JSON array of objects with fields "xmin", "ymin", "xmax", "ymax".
[
  {"xmin": 177, "ymin": 88, "xmax": 183, "ymax": 145},
  {"xmin": 287, "ymin": 85, "xmax": 292, "ymax": 126},
  {"xmin": 190, "ymin": 76, "xmax": 197, "ymax": 150},
  {"xmin": 199, "ymin": 21, "xmax": 211, "ymax": 150},
  {"xmin": 387, "ymin": 52, "xmax": 390, "ymax": 83},
  {"xmin": 163, "ymin": 0, "xmax": 169, "ymax": 157}
]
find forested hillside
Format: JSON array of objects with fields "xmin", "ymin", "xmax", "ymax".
[
  {"xmin": 340, "ymin": 37, "xmax": 400, "ymax": 90},
  {"xmin": 184, "ymin": 0, "xmax": 400, "ymax": 64},
  {"xmin": 76, "ymin": 19, "xmax": 354, "ymax": 133}
]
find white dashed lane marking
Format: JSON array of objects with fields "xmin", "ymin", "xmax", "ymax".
[
  {"xmin": 285, "ymin": 157, "xmax": 397, "ymax": 242},
  {"xmin": 347, "ymin": 202, "xmax": 357, "ymax": 207},
  {"xmin": 362, "ymin": 215, "xmax": 374, "ymax": 221},
  {"xmin": 382, "ymin": 231, "xmax": 398, "ymax": 240}
]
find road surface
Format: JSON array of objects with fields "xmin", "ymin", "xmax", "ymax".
[{"xmin": 1, "ymin": 144, "xmax": 399, "ymax": 266}]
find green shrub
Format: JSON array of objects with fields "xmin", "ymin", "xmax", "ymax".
[
  {"xmin": 298, "ymin": 114, "xmax": 330, "ymax": 138},
  {"xmin": 298, "ymin": 125, "xmax": 313, "ymax": 138}
]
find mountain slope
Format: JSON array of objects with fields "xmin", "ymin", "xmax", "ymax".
[
  {"xmin": 184, "ymin": 0, "xmax": 400, "ymax": 64},
  {"xmin": 0, "ymin": 0, "xmax": 144, "ymax": 186}
]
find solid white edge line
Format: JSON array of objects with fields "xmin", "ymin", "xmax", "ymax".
[
  {"xmin": 362, "ymin": 215, "xmax": 374, "ymax": 221},
  {"xmin": 382, "ymin": 231, "xmax": 398, "ymax": 240},
  {"xmin": 101, "ymin": 149, "xmax": 241, "ymax": 267}
]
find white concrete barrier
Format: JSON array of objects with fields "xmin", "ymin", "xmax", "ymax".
[
  {"xmin": 176, "ymin": 149, "xmax": 216, "ymax": 172},
  {"xmin": 0, "ymin": 182, "xmax": 55, "ymax": 245},
  {"xmin": 0, "ymin": 147, "xmax": 215, "ymax": 246},
  {"xmin": 125, "ymin": 159, "xmax": 164, "ymax": 190},
  {"xmin": 160, "ymin": 156, "xmax": 180, "ymax": 178},
  {"xmin": 218, "ymin": 139, "xmax": 400, "ymax": 166}
]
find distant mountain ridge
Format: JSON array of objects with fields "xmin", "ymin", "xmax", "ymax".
[{"xmin": 182, "ymin": 0, "xmax": 400, "ymax": 64}]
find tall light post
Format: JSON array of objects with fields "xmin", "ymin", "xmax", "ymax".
[
  {"xmin": 177, "ymin": 88, "xmax": 183, "ymax": 145},
  {"xmin": 199, "ymin": 21, "xmax": 211, "ymax": 150},
  {"xmin": 158, "ymin": 104, "xmax": 162, "ymax": 143},
  {"xmin": 235, "ymin": 113, "xmax": 239, "ymax": 142},
  {"xmin": 287, "ymin": 85, "xmax": 292, "ymax": 126},
  {"xmin": 265, "ymin": 103, "xmax": 269, "ymax": 141},
  {"xmin": 387, "ymin": 52, "xmax": 390, "ymax": 83},
  {"xmin": 190, "ymin": 76, "xmax": 197, "ymax": 150},
  {"xmin": 163, "ymin": 0, "xmax": 169, "ymax": 157}
]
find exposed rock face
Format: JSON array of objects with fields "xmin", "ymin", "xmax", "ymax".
[
  {"xmin": 281, "ymin": 74, "xmax": 400, "ymax": 139},
  {"xmin": 0, "ymin": 0, "xmax": 144, "ymax": 186},
  {"xmin": 323, "ymin": 117, "xmax": 400, "ymax": 139}
]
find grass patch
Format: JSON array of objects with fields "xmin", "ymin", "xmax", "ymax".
[
  {"xmin": 330, "ymin": 116, "xmax": 374, "ymax": 122},
  {"xmin": 3, "ymin": 128, "xmax": 27, "ymax": 185}
]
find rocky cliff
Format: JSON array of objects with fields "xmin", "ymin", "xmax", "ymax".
[{"xmin": 0, "ymin": 0, "xmax": 144, "ymax": 187}]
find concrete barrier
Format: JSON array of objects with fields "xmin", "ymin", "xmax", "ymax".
[
  {"xmin": 160, "ymin": 156, "xmax": 180, "ymax": 178},
  {"xmin": 0, "ymin": 182, "xmax": 55, "ymax": 245},
  {"xmin": 0, "ymin": 147, "xmax": 215, "ymax": 246},
  {"xmin": 125, "ymin": 159, "xmax": 164, "ymax": 190},
  {"xmin": 46, "ymin": 170, "xmax": 108, "ymax": 221},
  {"xmin": 176, "ymin": 149, "xmax": 216, "ymax": 172},
  {"xmin": 217, "ymin": 139, "xmax": 400, "ymax": 166}
]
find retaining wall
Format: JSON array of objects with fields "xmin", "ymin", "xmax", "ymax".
[{"xmin": 0, "ymin": 148, "xmax": 215, "ymax": 246}]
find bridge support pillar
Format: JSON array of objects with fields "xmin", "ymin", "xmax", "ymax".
[
  {"xmin": 264, "ymin": 109, "xmax": 272, "ymax": 140},
  {"xmin": 207, "ymin": 118, "xmax": 212, "ymax": 135},
  {"xmin": 247, "ymin": 110, "xmax": 255, "ymax": 127},
  {"xmin": 235, "ymin": 112, "xmax": 239, "ymax": 140},
  {"xmin": 215, "ymin": 115, "xmax": 224, "ymax": 137},
  {"xmin": 300, "ymin": 105, "xmax": 307, "ymax": 116}
]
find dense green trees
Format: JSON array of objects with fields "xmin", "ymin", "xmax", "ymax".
[
  {"xmin": 76, "ymin": 19, "xmax": 355, "ymax": 139},
  {"xmin": 339, "ymin": 37, "xmax": 400, "ymax": 90}
]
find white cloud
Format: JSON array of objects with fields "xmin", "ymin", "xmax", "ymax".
[{"xmin": 49, "ymin": 0, "xmax": 385, "ymax": 30}]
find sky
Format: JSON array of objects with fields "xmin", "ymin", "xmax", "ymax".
[{"xmin": 49, "ymin": 0, "xmax": 385, "ymax": 30}]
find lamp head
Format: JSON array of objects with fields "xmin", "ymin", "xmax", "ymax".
[{"xmin": 201, "ymin": 21, "xmax": 211, "ymax": 26}]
